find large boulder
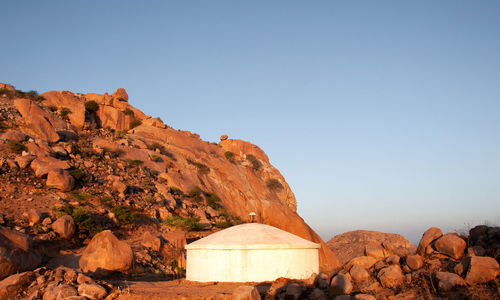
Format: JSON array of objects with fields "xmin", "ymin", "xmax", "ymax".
[
  {"xmin": 41, "ymin": 91, "xmax": 86, "ymax": 128},
  {"xmin": 433, "ymin": 233, "xmax": 466, "ymax": 259},
  {"xmin": 328, "ymin": 230, "xmax": 415, "ymax": 266},
  {"xmin": 405, "ymin": 254, "xmax": 423, "ymax": 270},
  {"xmin": 465, "ymin": 256, "xmax": 500, "ymax": 284},
  {"xmin": 43, "ymin": 283, "xmax": 78, "ymax": 300},
  {"xmin": 13, "ymin": 98, "xmax": 62, "ymax": 143},
  {"xmin": 79, "ymin": 230, "xmax": 133, "ymax": 273},
  {"xmin": 112, "ymin": 88, "xmax": 128, "ymax": 102},
  {"xmin": 329, "ymin": 273, "xmax": 353, "ymax": 296},
  {"xmin": 30, "ymin": 156, "xmax": 71, "ymax": 178},
  {"xmin": 46, "ymin": 169, "xmax": 75, "ymax": 191},
  {"xmin": 0, "ymin": 227, "xmax": 41, "ymax": 279},
  {"xmin": 52, "ymin": 215, "xmax": 76, "ymax": 239},
  {"xmin": 417, "ymin": 227, "xmax": 443, "ymax": 255},
  {"xmin": 377, "ymin": 265, "xmax": 404, "ymax": 289}
]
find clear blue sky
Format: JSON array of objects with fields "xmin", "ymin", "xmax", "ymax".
[{"xmin": 2, "ymin": 1, "xmax": 499, "ymax": 244}]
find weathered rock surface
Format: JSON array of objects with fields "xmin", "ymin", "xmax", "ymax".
[
  {"xmin": 465, "ymin": 256, "xmax": 499, "ymax": 284},
  {"xmin": 434, "ymin": 272, "xmax": 466, "ymax": 292},
  {"xmin": 417, "ymin": 227, "xmax": 442, "ymax": 255},
  {"xmin": 433, "ymin": 233, "xmax": 466, "ymax": 259},
  {"xmin": 405, "ymin": 254, "xmax": 423, "ymax": 270},
  {"xmin": 79, "ymin": 230, "xmax": 133, "ymax": 273},
  {"xmin": 0, "ymin": 227, "xmax": 41, "ymax": 279},
  {"xmin": 377, "ymin": 265, "xmax": 404, "ymax": 289},
  {"xmin": 13, "ymin": 98, "xmax": 64, "ymax": 143},
  {"xmin": 0, "ymin": 271, "xmax": 34, "ymax": 300},
  {"xmin": 329, "ymin": 274, "xmax": 353, "ymax": 296},
  {"xmin": 46, "ymin": 169, "xmax": 75, "ymax": 191},
  {"xmin": 327, "ymin": 230, "xmax": 415, "ymax": 266},
  {"xmin": 77, "ymin": 282, "xmax": 108, "ymax": 299},
  {"xmin": 52, "ymin": 215, "xmax": 76, "ymax": 239},
  {"xmin": 231, "ymin": 285, "xmax": 260, "ymax": 300}
]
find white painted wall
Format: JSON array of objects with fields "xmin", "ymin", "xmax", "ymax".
[{"xmin": 186, "ymin": 248, "xmax": 319, "ymax": 282}]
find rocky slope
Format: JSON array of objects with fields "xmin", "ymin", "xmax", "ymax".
[{"xmin": 0, "ymin": 83, "xmax": 338, "ymax": 288}]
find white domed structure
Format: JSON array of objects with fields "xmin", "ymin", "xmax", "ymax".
[{"xmin": 185, "ymin": 223, "xmax": 320, "ymax": 282}]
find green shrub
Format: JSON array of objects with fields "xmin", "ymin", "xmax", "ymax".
[
  {"xmin": 246, "ymin": 154, "xmax": 262, "ymax": 170},
  {"xmin": 68, "ymin": 168, "xmax": 92, "ymax": 183},
  {"xmin": 186, "ymin": 159, "xmax": 210, "ymax": 175},
  {"xmin": 127, "ymin": 159, "xmax": 144, "ymax": 167},
  {"xmin": 147, "ymin": 142, "xmax": 176, "ymax": 161},
  {"xmin": 111, "ymin": 205, "xmax": 135, "ymax": 225},
  {"xmin": 266, "ymin": 178, "xmax": 283, "ymax": 191},
  {"xmin": 169, "ymin": 186, "xmax": 181, "ymax": 194},
  {"xmin": 215, "ymin": 221, "xmax": 232, "ymax": 229},
  {"xmin": 0, "ymin": 88, "xmax": 43, "ymax": 101},
  {"xmin": 59, "ymin": 107, "xmax": 72, "ymax": 120},
  {"xmin": 123, "ymin": 108, "xmax": 134, "ymax": 116},
  {"xmin": 129, "ymin": 119, "xmax": 142, "ymax": 129},
  {"xmin": 98, "ymin": 196, "xmax": 113, "ymax": 206},
  {"xmin": 150, "ymin": 154, "xmax": 163, "ymax": 162},
  {"xmin": 84, "ymin": 100, "xmax": 99, "ymax": 112},
  {"xmin": 224, "ymin": 151, "xmax": 234, "ymax": 161},
  {"xmin": 144, "ymin": 195, "xmax": 155, "ymax": 204},
  {"xmin": 52, "ymin": 204, "xmax": 74, "ymax": 217},
  {"xmin": 71, "ymin": 207, "xmax": 102, "ymax": 236},
  {"xmin": 69, "ymin": 190, "xmax": 92, "ymax": 202},
  {"xmin": 187, "ymin": 186, "xmax": 202, "ymax": 203},
  {"xmin": 48, "ymin": 105, "xmax": 58, "ymax": 112},
  {"xmin": 205, "ymin": 192, "xmax": 221, "ymax": 209},
  {"xmin": 164, "ymin": 216, "xmax": 205, "ymax": 231},
  {"xmin": 7, "ymin": 140, "xmax": 26, "ymax": 153}
]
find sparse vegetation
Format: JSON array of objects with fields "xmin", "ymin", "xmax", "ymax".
[
  {"xmin": 186, "ymin": 159, "xmax": 210, "ymax": 175},
  {"xmin": 123, "ymin": 108, "xmax": 134, "ymax": 116},
  {"xmin": 150, "ymin": 154, "xmax": 163, "ymax": 162},
  {"xmin": 111, "ymin": 205, "xmax": 135, "ymax": 225},
  {"xmin": 72, "ymin": 207, "xmax": 102, "ymax": 236},
  {"xmin": 187, "ymin": 186, "xmax": 202, "ymax": 203},
  {"xmin": 147, "ymin": 142, "xmax": 176, "ymax": 161},
  {"xmin": 129, "ymin": 119, "xmax": 142, "ymax": 129},
  {"xmin": 266, "ymin": 178, "xmax": 283, "ymax": 191},
  {"xmin": 48, "ymin": 105, "xmax": 58, "ymax": 112},
  {"xmin": 164, "ymin": 216, "xmax": 205, "ymax": 231},
  {"xmin": 127, "ymin": 159, "xmax": 144, "ymax": 168},
  {"xmin": 205, "ymin": 192, "xmax": 221, "ymax": 209},
  {"xmin": 98, "ymin": 196, "xmax": 113, "ymax": 207},
  {"xmin": 169, "ymin": 186, "xmax": 181, "ymax": 195},
  {"xmin": 84, "ymin": 100, "xmax": 99, "ymax": 112},
  {"xmin": 59, "ymin": 107, "xmax": 72, "ymax": 120},
  {"xmin": 224, "ymin": 151, "xmax": 234, "ymax": 161},
  {"xmin": 52, "ymin": 204, "xmax": 74, "ymax": 217},
  {"xmin": 68, "ymin": 168, "xmax": 92, "ymax": 183},
  {"xmin": 7, "ymin": 139, "xmax": 26, "ymax": 153},
  {"xmin": 0, "ymin": 88, "xmax": 44, "ymax": 101},
  {"xmin": 246, "ymin": 154, "xmax": 262, "ymax": 170},
  {"xmin": 69, "ymin": 190, "xmax": 92, "ymax": 202}
]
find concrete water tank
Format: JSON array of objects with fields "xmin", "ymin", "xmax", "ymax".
[{"xmin": 185, "ymin": 223, "xmax": 320, "ymax": 282}]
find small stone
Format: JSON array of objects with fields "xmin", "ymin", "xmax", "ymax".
[
  {"xmin": 285, "ymin": 283, "xmax": 303, "ymax": 300},
  {"xmin": 220, "ymin": 134, "xmax": 229, "ymax": 141},
  {"xmin": 353, "ymin": 294, "xmax": 376, "ymax": 300},
  {"xmin": 231, "ymin": 285, "xmax": 260, "ymax": 300},
  {"xmin": 77, "ymin": 282, "xmax": 108, "ymax": 300},
  {"xmin": 52, "ymin": 215, "xmax": 76, "ymax": 239},
  {"xmin": 435, "ymin": 272, "xmax": 466, "ymax": 292},
  {"xmin": 46, "ymin": 169, "xmax": 75, "ymax": 191}
]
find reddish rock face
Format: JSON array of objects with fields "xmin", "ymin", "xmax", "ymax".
[
  {"xmin": 112, "ymin": 88, "xmax": 129, "ymax": 102},
  {"xmin": 433, "ymin": 233, "xmax": 466, "ymax": 259},
  {"xmin": 13, "ymin": 99, "xmax": 62, "ymax": 143},
  {"xmin": 79, "ymin": 230, "xmax": 133, "ymax": 273},
  {"xmin": 417, "ymin": 227, "xmax": 443, "ymax": 255},
  {"xmin": 465, "ymin": 256, "xmax": 499, "ymax": 284}
]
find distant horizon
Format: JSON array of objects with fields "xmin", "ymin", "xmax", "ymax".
[{"xmin": 2, "ymin": 1, "xmax": 499, "ymax": 245}]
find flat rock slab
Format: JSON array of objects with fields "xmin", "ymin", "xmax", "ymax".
[{"xmin": 114, "ymin": 280, "xmax": 266, "ymax": 299}]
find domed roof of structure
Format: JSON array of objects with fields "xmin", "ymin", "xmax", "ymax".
[{"xmin": 185, "ymin": 223, "xmax": 320, "ymax": 250}]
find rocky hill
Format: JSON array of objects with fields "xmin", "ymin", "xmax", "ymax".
[{"xmin": 0, "ymin": 83, "xmax": 340, "ymax": 298}]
